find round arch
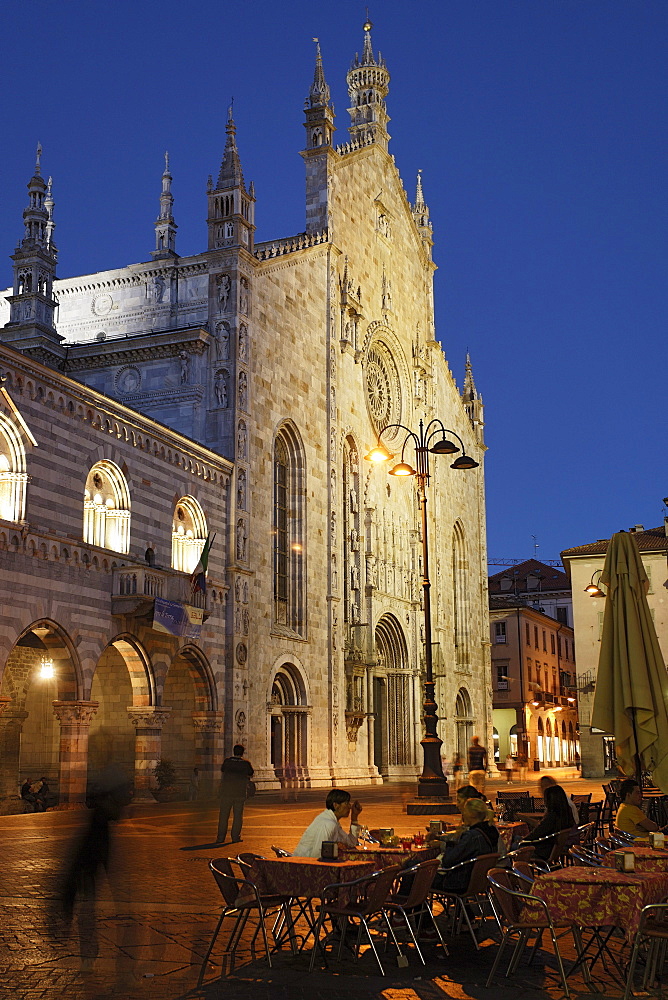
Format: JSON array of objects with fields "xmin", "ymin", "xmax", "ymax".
[
  {"xmin": 268, "ymin": 659, "xmax": 310, "ymax": 780},
  {"xmin": 172, "ymin": 496, "xmax": 208, "ymax": 573},
  {"xmin": 0, "ymin": 411, "xmax": 29, "ymax": 523},
  {"xmin": 372, "ymin": 613, "xmax": 414, "ymax": 776},
  {"xmin": 173, "ymin": 644, "xmax": 217, "ymax": 712},
  {"xmin": 83, "ymin": 459, "xmax": 131, "ymax": 554}
]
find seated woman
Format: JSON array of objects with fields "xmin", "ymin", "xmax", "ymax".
[
  {"xmin": 521, "ymin": 784, "xmax": 576, "ymax": 860},
  {"xmin": 432, "ymin": 798, "xmax": 500, "ymax": 893},
  {"xmin": 616, "ymin": 778, "xmax": 668, "ymax": 838}
]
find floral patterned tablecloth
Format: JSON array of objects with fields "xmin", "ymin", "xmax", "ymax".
[
  {"xmin": 498, "ymin": 822, "xmax": 529, "ymax": 851},
  {"xmin": 249, "ymin": 856, "xmax": 376, "ymax": 899},
  {"xmin": 601, "ymin": 845, "xmax": 668, "ymax": 873},
  {"xmin": 338, "ymin": 846, "xmax": 438, "ymax": 868},
  {"xmin": 526, "ymin": 865, "xmax": 668, "ymax": 940}
]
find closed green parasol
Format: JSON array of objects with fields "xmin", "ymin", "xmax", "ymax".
[{"xmin": 591, "ymin": 531, "xmax": 668, "ymax": 791}]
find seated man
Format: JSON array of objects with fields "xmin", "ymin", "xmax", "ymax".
[
  {"xmin": 616, "ymin": 778, "xmax": 667, "ymax": 838},
  {"xmin": 293, "ymin": 789, "xmax": 362, "ymax": 858}
]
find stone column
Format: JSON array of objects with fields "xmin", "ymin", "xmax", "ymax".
[
  {"xmin": 127, "ymin": 707, "xmax": 171, "ymax": 801},
  {"xmin": 0, "ymin": 699, "xmax": 26, "ymax": 797},
  {"xmin": 191, "ymin": 711, "xmax": 224, "ymax": 798},
  {"xmin": 52, "ymin": 701, "xmax": 99, "ymax": 808}
]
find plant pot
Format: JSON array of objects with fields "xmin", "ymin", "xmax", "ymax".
[{"xmin": 151, "ymin": 787, "xmax": 180, "ymax": 802}]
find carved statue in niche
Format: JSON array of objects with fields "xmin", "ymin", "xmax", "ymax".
[
  {"xmin": 237, "ymin": 469, "xmax": 246, "ymax": 509},
  {"xmin": 242, "ymin": 609, "xmax": 249, "ymax": 635},
  {"xmin": 237, "ymin": 421, "xmax": 247, "ymax": 458},
  {"xmin": 330, "ymin": 347, "xmax": 336, "ymax": 380},
  {"xmin": 331, "ymin": 552, "xmax": 338, "ymax": 590},
  {"xmin": 351, "ymin": 564, "xmax": 359, "ymax": 590},
  {"xmin": 351, "ymin": 602, "xmax": 360, "ymax": 624},
  {"xmin": 330, "ymin": 467, "xmax": 336, "ymax": 498},
  {"xmin": 243, "ymin": 580, "xmax": 248, "ymax": 602},
  {"xmin": 236, "ymin": 519, "xmax": 247, "ymax": 561},
  {"xmin": 235, "ymin": 604, "xmax": 243, "ymax": 633},
  {"xmin": 179, "ymin": 352, "xmax": 189, "ymax": 384},
  {"xmin": 350, "ymin": 528, "xmax": 359, "ymax": 551},
  {"xmin": 330, "ymin": 387, "xmax": 336, "ymax": 421},
  {"xmin": 153, "ymin": 275, "xmax": 165, "ymax": 303},
  {"xmin": 214, "ymin": 371, "xmax": 227, "ymax": 407},
  {"xmin": 239, "ymin": 277, "xmax": 249, "ymax": 315},
  {"xmin": 238, "ymin": 371, "xmax": 248, "ymax": 409},
  {"xmin": 235, "ymin": 578, "xmax": 242, "ymax": 602},
  {"xmin": 238, "ymin": 324, "xmax": 248, "ymax": 361},
  {"xmin": 215, "ymin": 321, "xmax": 230, "ymax": 360},
  {"xmin": 330, "ymin": 511, "xmax": 336, "ymax": 545},
  {"xmin": 217, "ymin": 273, "xmax": 231, "ymax": 311},
  {"xmin": 350, "ymin": 489, "xmax": 358, "ymax": 513}
]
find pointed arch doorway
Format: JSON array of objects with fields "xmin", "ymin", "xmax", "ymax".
[{"xmin": 372, "ymin": 614, "xmax": 416, "ymax": 779}]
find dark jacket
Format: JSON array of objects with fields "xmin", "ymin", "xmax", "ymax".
[
  {"xmin": 523, "ymin": 811, "xmax": 576, "ymax": 860},
  {"xmin": 434, "ymin": 822, "xmax": 500, "ymax": 893},
  {"xmin": 220, "ymin": 756, "xmax": 253, "ymax": 798}
]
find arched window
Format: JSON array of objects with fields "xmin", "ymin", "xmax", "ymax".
[
  {"xmin": 83, "ymin": 461, "xmax": 130, "ymax": 553},
  {"xmin": 0, "ymin": 413, "xmax": 28, "ymax": 523},
  {"xmin": 273, "ymin": 424, "xmax": 306, "ymax": 635},
  {"xmin": 452, "ymin": 521, "xmax": 470, "ymax": 669},
  {"xmin": 171, "ymin": 496, "xmax": 207, "ymax": 573},
  {"xmin": 343, "ymin": 437, "xmax": 361, "ymax": 625}
]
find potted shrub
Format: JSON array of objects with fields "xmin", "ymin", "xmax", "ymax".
[{"xmin": 152, "ymin": 759, "xmax": 179, "ymax": 802}]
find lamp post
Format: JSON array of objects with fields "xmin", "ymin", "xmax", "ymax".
[{"xmin": 365, "ymin": 419, "xmax": 479, "ymax": 799}]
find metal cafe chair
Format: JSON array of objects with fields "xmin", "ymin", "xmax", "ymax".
[
  {"xmin": 384, "ymin": 858, "xmax": 448, "ymax": 963},
  {"xmin": 431, "ymin": 852, "xmax": 499, "ymax": 949},
  {"xmin": 198, "ymin": 858, "xmax": 285, "ymax": 981},
  {"xmin": 624, "ymin": 903, "xmax": 668, "ymax": 1000},
  {"xmin": 309, "ymin": 865, "xmax": 404, "ymax": 975},
  {"xmin": 486, "ymin": 868, "xmax": 591, "ymax": 999},
  {"xmin": 567, "ymin": 845, "xmax": 603, "ymax": 867}
]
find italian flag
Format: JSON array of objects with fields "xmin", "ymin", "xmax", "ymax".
[{"xmin": 191, "ymin": 534, "xmax": 215, "ymax": 595}]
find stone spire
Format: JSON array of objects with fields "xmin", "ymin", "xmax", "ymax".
[
  {"xmin": 217, "ymin": 103, "xmax": 245, "ymax": 190},
  {"xmin": 3, "ymin": 146, "xmax": 63, "ymax": 355},
  {"xmin": 462, "ymin": 352, "xmax": 485, "ymax": 443},
  {"xmin": 346, "ymin": 17, "xmax": 391, "ymax": 150},
  {"xmin": 152, "ymin": 151, "xmax": 178, "ymax": 259},
  {"xmin": 309, "ymin": 39, "xmax": 331, "ymax": 108},
  {"xmin": 412, "ymin": 169, "xmax": 433, "ymax": 258},
  {"xmin": 301, "ymin": 40, "xmax": 336, "ymax": 234},
  {"xmin": 207, "ymin": 104, "xmax": 255, "ymax": 251}
]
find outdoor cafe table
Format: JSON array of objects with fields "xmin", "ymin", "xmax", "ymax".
[
  {"xmin": 525, "ymin": 866, "xmax": 668, "ymax": 943},
  {"xmin": 601, "ymin": 844, "xmax": 668, "ymax": 874},
  {"xmin": 248, "ymin": 856, "xmax": 379, "ymax": 954},
  {"xmin": 338, "ymin": 845, "xmax": 438, "ymax": 867},
  {"xmin": 249, "ymin": 856, "xmax": 377, "ymax": 900},
  {"xmin": 498, "ymin": 821, "xmax": 529, "ymax": 850}
]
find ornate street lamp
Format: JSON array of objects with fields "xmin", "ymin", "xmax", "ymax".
[{"xmin": 365, "ymin": 419, "xmax": 479, "ymax": 799}]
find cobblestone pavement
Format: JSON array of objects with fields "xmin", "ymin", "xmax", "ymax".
[{"xmin": 0, "ymin": 771, "xmax": 638, "ymax": 999}]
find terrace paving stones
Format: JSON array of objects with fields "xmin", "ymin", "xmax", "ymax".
[{"xmin": 0, "ymin": 771, "xmax": 636, "ymax": 999}]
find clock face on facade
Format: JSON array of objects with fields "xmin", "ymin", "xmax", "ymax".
[{"xmin": 365, "ymin": 340, "xmax": 401, "ymax": 436}]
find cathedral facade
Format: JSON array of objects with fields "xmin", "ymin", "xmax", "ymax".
[{"xmin": 0, "ymin": 24, "xmax": 491, "ymax": 801}]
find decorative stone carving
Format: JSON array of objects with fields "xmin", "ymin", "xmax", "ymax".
[
  {"xmin": 217, "ymin": 273, "xmax": 231, "ymax": 311},
  {"xmin": 236, "ymin": 642, "xmax": 247, "ymax": 665},
  {"xmin": 237, "ymin": 420, "xmax": 247, "ymax": 459},
  {"xmin": 179, "ymin": 352, "xmax": 190, "ymax": 384},
  {"xmin": 127, "ymin": 707, "xmax": 172, "ymax": 730},
  {"xmin": 236, "ymin": 709, "xmax": 246, "ymax": 733},
  {"xmin": 239, "ymin": 276, "xmax": 249, "ymax": 315},
  {"xmin": 214, "ymin": 370, "xmax": 228, "ymax": 407},
  {"xmin": 345, "ymin": 711, "xmax": 365, "ymax": 745},
  {"xmin": 236, "ymin": 518, "xmax": 247, "ymax": 561},
  {"xmin": 237, "ymin": 469, "xmax": 246, "ymax": 509},
  {"xmin": 52, "ymin": 701, "xmax": 99, "ymax": 726},
  {"xmin": 92, "ymin": 292, "xmax": 113, "ymax": 317},
  {"xmin": 191, "ymin": 712, "xmax": 224, "ymax": 734},
  {"xmin": 364, "ymin": 340, "xmax": 401, "ymax": 436},
  {"xmin": 116, "ymin": 366, "xmax": 141, "ymax": 395},
  {"xmin": 238, "ymin": 370, "xmax": 248, "ymax": 409},
  {"xmin": 239, "ymin": 323, "xmax": 248, "ymax": 361},
  {"xmin": 215, "ymin": 320, "xmax": 230, "ymax": 360}
]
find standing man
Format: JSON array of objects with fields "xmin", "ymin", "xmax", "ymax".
[
  {"xmin": 216, "ymin": 745, "xmax": 253, "ymax": 845},
  {"xmin": 467, "ymin": 735, "xmax": 488, "ymax": 794}
]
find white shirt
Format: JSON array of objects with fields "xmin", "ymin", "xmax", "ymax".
[{"xmin": 293, "ymin": 808, "xmax": 361, "ymax": 858}]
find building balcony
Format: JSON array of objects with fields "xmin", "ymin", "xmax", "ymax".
[{"xmin": 111, "ymin": 565, "xmax": 206, "ymax": 618}]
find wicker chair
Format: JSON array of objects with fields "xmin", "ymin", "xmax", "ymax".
[
  {"xmin": 384, "ymin": 858, "xmax": 448, "ymax": 963},
  {"xmin": 431, "ymin": 852, "xmax": 499, "ymax": 949},
  {"xmin": 486, "ymin": 868, "xmax": 591, "ymax": 998},
  {"xmin": 198, "ymin": 858, "xmax": 285, "ymax": 981},
  {"xmin": 309, "ymin": 865, "xmax": 404, "ymax": 975},
  {"xmin": 624, "ymin": 903, "xmax": 668, "ymax": 1000}
]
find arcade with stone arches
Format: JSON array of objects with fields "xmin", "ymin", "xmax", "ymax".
[{"xmin": 0, "ymin": 620, "xmax": 222, "ymax": 806}]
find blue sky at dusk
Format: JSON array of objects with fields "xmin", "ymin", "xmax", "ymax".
[{"xmin": 1, "ymin": 0, "xmax": 666, "ymax": 564}]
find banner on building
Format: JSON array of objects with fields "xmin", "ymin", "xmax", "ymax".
[{"xmin": 153, "ymin": 598, "xmax": 203, "ymax": 639}]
